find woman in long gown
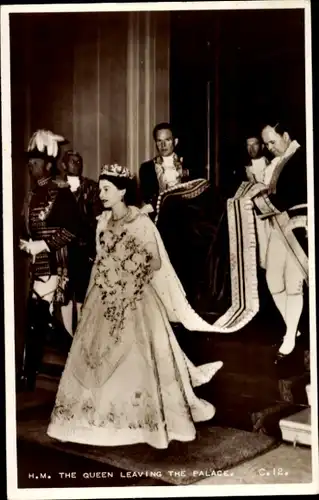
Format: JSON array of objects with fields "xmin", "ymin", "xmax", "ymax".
[{"xmin": 47, "ymin": 164, "xmax": 223, "ymax": 449}]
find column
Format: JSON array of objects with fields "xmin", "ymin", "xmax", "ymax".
[{"xmin": 126, "ymin": 11, "xmax": 170, "ymax": 177}]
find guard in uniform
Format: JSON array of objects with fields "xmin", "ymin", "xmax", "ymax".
[{"xmin": 19, "ymin": 129, "xmax": 80, "ymax": 391}]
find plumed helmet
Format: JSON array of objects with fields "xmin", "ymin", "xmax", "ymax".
[{"xmin": 26, "ymin": 129, "xmax": 69, "ymax": 161}]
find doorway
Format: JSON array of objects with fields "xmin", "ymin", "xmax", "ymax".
[{"xmin": 169, "ymin": 9, "xmax": 306, "ymax": 198}]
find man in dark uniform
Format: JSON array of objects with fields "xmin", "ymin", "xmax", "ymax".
[
  {"xmin": 19, "ymin": 130, "xmax": 80, "ymax": 391},
  {"xmin": 139, "ymin": 122, "xmax": 190, "ymax": 216},
  {"xmin": 59, "ymin": 150, "xmax": 103, "ymax": 333},
  {"xmin": 261, "ymin": 120, "xmax": 308, "ymax": 358},
  {"xmin": 140, "ymin": 123, "xmax": 224, "ymax": 312}
]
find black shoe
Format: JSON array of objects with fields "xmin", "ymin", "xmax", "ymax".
[
  {"xmin": 16, "ymin": 374, "xmax": 36, "ymax": 392},
  {"xmin": 18, "ymin": 372, "xmax": 38, "ymax": 392},
  {"xmin": 271, "ymin": 341, "xmax": 282, "ymax": 349},
  {"xmin": 26, "ymin": 374, "xmax": 37, "ymax": 391},
  {"xmin": 16, "ymin": 375, "xmax": 27, "ymax": 393},
  {"xmin": 274, "ymin": 352, "xmax": 287, "ymax": 364},
  {"xmin": 274, "ymin": 349, "xmax": 296, "ymax": 364}
]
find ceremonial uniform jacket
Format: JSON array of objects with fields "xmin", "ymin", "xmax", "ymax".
[
  {"xmin": 139, "ymin": 155, "xmax": 190, "ymax": 210},
  {"xmin": 268, "ymin": 146, "xmax": 307, "ymax": 212},
  {"xmin": 21, "ymin": 176, "xmax": 80, "ymax": 280},
  {"xmin": 68, "ymin": 176, "xmax": 103, "ymax": 302},
  {"xmin": 69, "ymin": 176, "xmax": 103, "ymax": 260}
]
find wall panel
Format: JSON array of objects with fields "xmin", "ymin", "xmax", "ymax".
[
  {"xmin": 28, "ymin": 14, "xmax": 74, "ymax": 144},
  {"xmin": 127, "ymin": 11, "xmax": 170, "ymax": 173},
  {"xmin": 73, "ymin": 14, "xmax": 99, "ymax": 179},
  {"xmin": 99, "ymin": 13, "xmax": 128, "ymax": 169}
]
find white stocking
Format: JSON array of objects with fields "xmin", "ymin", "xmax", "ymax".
[
  {"xmin": 271, "ymin": 291, "xmax": 287, "ymax": 322},
  {"xmin": 272, "ymin": 291, "xmax": 301, "ymax": 340},
  {"xmin": 278, "ymin": 294, "xmax": 304, "ymax": 355}
]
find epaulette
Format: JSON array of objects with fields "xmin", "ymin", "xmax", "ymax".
[{"xmin": 52, "ymin": 178, "xmax": 70, "ymax": 188}]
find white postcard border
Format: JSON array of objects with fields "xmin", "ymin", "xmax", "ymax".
[{"xmin": 2, "ymin": 1, "xmax": 318, "ymax": 499}]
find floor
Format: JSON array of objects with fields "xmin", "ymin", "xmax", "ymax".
[
  {"xmin": 16, "ymin": 439, "xmax": 312, "ymax": 490},
  {"xmin": 14, "ymin": 375, "xmax": 313, "ymax": 489},
  {"xmin": 195, "ymin": 443, "xmax": 312, "ymax": 485}
]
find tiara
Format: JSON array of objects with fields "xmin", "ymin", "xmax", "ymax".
[{"xmin": 101, "ymin": 163, "xmax": 132, "ymax": 178}]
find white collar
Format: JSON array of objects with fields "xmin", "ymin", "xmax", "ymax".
[
  {"xmin": 161, "ymin": 154, "xmax": 175, "ymax": 166},
  {"xmin": 269, "ymin": 140, "xmax": 300, "ymax": 169},
  {"xmin": 67, "ymin": 175, "xmax": 81, "ymax": 192},
  {"xmin": 251, "ymin": 157, "xmax": 267, "ymax": 166},
  {"xmin": 282, "ymin": 139, "xmax": 300, "ymax": 159}
]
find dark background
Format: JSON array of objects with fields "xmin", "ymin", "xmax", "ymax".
[{"xmin": 170, "ymin": 9, "xmax": 306, "ymax": 196}]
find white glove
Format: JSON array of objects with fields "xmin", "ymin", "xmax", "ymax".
[
  {"xmin": 19, "ymin": 239, "xmax": 49, "ymax": 261},
  {"xmin": 29, "ymin": 240, "xmax": 50, "ymax": 255},
  {"xmin": 140, "ymin": 204, "xmax": 154, "ymax": 215},
  {"xmin": 243, "ymin": 199, "xmax": 254, "ymax": 210},
  {"xmin": 19, "ymin": 239, "xmax": 29, "ymax": 252}
]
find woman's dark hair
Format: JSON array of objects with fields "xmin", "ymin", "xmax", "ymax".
[{"xmin": 98, "ymin": 174, "xmax": 138, "ymax": 206}]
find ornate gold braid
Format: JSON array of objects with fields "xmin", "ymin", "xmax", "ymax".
[{"xmin": 155, "ymin": 179, "xmax": 210, "ymax": 224}]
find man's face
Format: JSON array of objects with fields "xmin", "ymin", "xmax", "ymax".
[
  {"xmin": 28, "ymin": 158, "xmax": 48, "ymax": 179},
  {"xmin": 63, "ymin": 154, "xmax": 82, "ymax": 176},
  {"xmin": 261, "ymin": 126, "xmax": 291, "ymax": 157},
  {"xmin": 246, "ymin": 137, "xmax": 261, "ymax": 159},
  {"xmin": 155, "ymin": 129, "xmax": 177, "ymax": 157}
]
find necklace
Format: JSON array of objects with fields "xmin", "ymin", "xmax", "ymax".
[{"xmin": 111, "ymin": 207, "xmax": 130, "ymax": 223}]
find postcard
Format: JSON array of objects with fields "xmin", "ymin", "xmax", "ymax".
[{"xmin": 2, "ymin": 1, "xmax": 318, "ymax": 499}]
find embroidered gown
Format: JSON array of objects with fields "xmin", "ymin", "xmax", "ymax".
[{"xmin": 47, "ymin": 206, "xmax": 223, "ymax": 449}]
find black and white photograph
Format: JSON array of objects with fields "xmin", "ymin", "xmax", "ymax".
[{"xmin": 2, "ymin": 1, "xmax": 318, "ymax": 498}]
